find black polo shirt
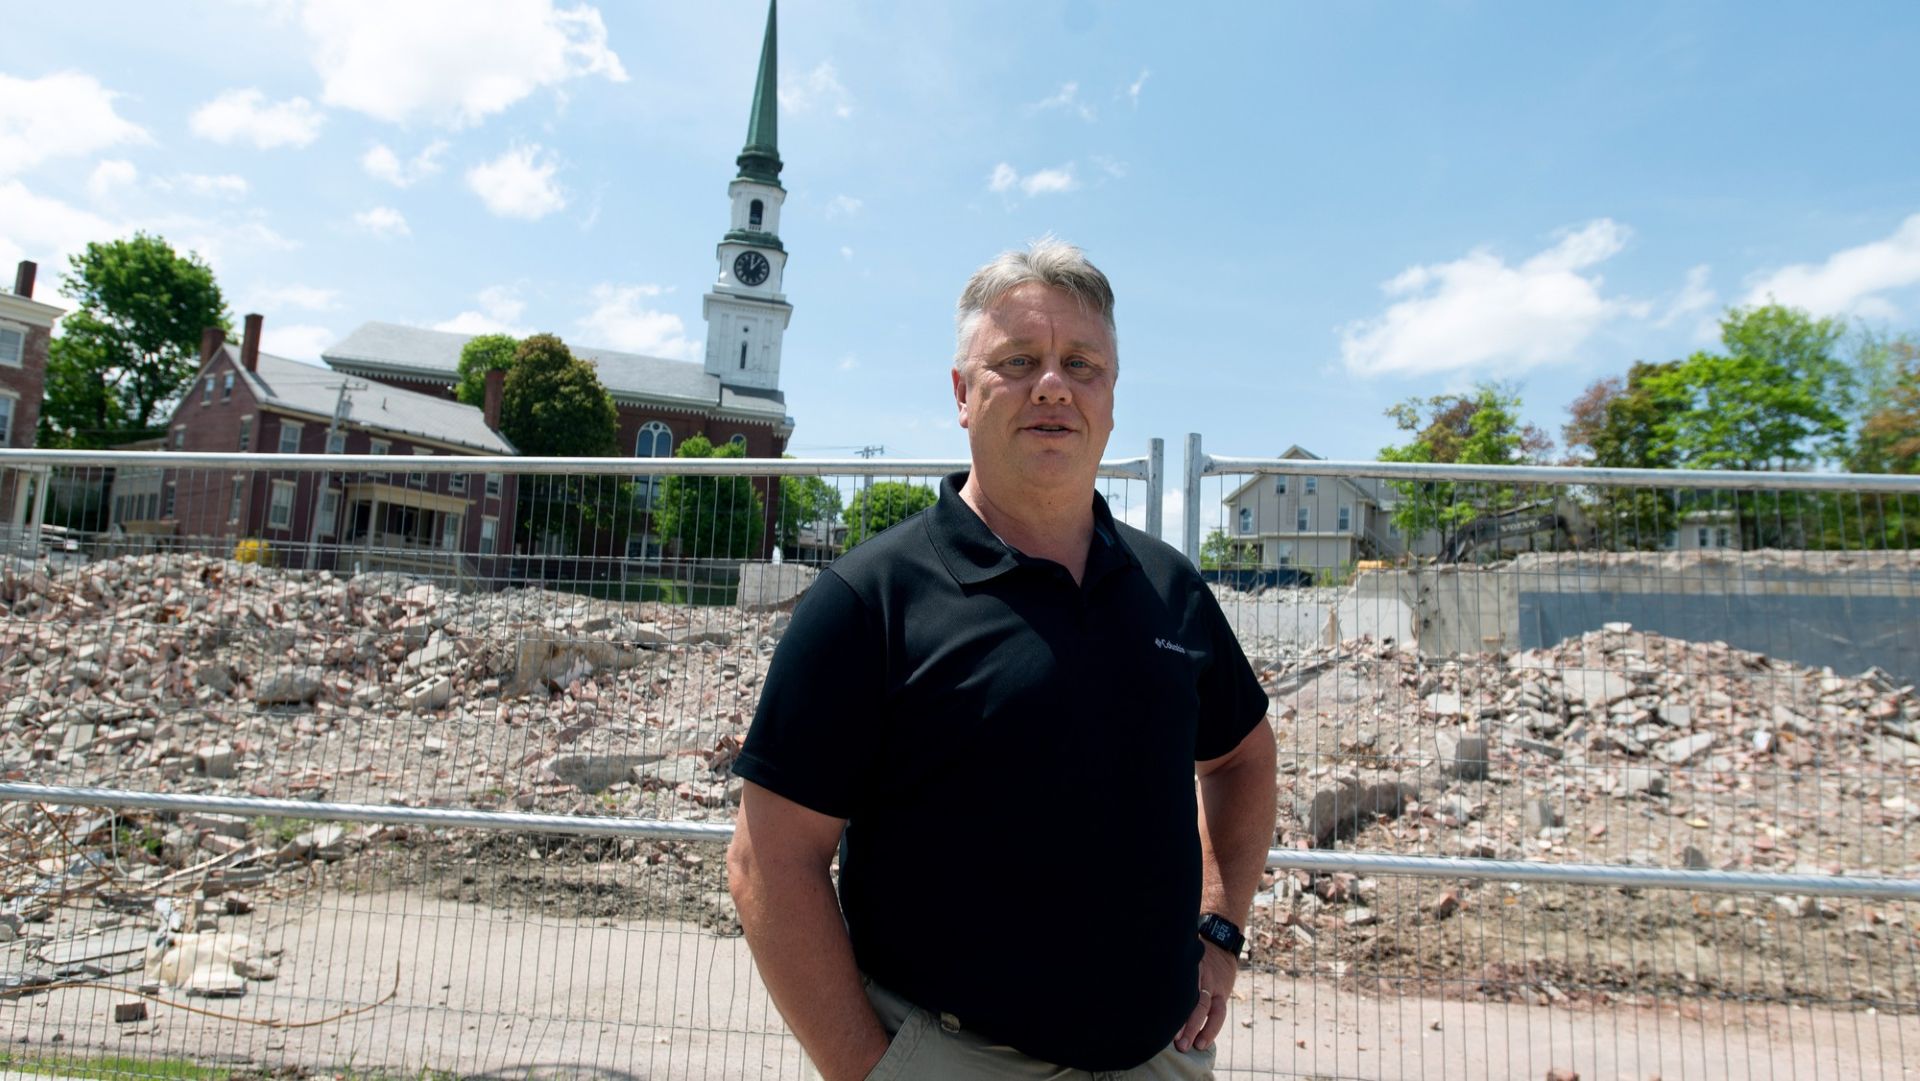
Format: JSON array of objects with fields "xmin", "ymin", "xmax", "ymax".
[{"xmin": 735, "ymin": 472, "xmax": 1268, "ymax": 1072}]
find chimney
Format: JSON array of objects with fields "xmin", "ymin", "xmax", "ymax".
[
  {"xmin": 483, "ymin": 368, "xmax": 506, "ymax": 430},
  {"xmin": 241, "ymin": 313, "xmax": 263, "ymax": 372},
  {"xmin": 200, "ymin": 326, "xmax": 227, "ymax": 366},
  {"xmin": 13, "ymin": 260, "xmax": 34, "ymax": 298}
]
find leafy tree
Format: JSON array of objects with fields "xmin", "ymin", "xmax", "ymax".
[
  {"xmin": 40, "ymin": 233, "xmax": 228, "ymax": 447},
  {"xmin": 1562, "ymin": 361, "xmax": 1687, "ymax": 548},
  {"xmin": 1646, "ymin": 304, "xmax": 1853, "ymax": 472},
  {"xmin": 845, "ymin": 481, "xmax": 936, "ymax": 547},
  {"xmin": 774, "ymin": 464, "xmax": 843, "ymax": 551},
  {"xmin": 654, "ymin": 435, "xmax": 767, "ymax": 560},
  {"xmin": 498, "ymin": 334, "xmax": 618, "ymax": 457},
  {"xmin": 453, "ymin": 333, "xmax": 520, "ymax": 407},
  {"xmin": 498, "ymin": 334, "xmax": 625, "ymax": 553},
  {"xmin": 1377, "ymin": 383, "xmax": 1551, "ymax": 550},
  {"xmin": 1848, "ymin": 337, "xmax": 1920, "ymax": 475},
  {"xmin": 1199, "ymin": 528, "xmax": 1259, "ymax": 570}
]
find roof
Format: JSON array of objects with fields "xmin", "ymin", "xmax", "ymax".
[
  {"xmin": 322, "ymin": 321, "xmax": 789, "ymax": 423},
  {"xmin": 1221, "ymin": 445, "xmax": 1393, "ymax": 506},
  {"xmin": 736, "ymin": 0, "xmax": 783, "ymax": 186},
  {"xmin": 231, "ymin": 344, "xmax": 515, "ymax": 454}
]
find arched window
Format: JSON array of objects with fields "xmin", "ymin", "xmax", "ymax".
[
  {"xmin": 1238, "ymin": 507, "xmax": 1253, "ymax": 534},
  {"xmin": 635, "ymin": 421, "xmax": 672, "ymax": 511},
  {"xmin": 729, "ymin": 434, "xmax": 747, "ymax": 448},
  {"xmin": 749, "ymin": 199, "xmax": 764, "ymax": 228}
]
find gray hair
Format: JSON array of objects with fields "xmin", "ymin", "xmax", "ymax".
[{"xmin": 954, "ymin": 237, "xmax": 1117, "ymax": 366}]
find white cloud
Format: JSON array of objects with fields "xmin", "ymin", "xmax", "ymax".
[
  {"xmin": 189, "ymin": 89, "xmax": 324, "ymax": 148},
  {"xmin": 1026, "ymin": 82, "xmax": 1095, "ymax": 121},
  {"xmin": 780, "ymin": 61, "xmax": 853, "ymax": 119},
  {"xmin": 988, "ymin": 161, "xmax": 1078, "ymax": 197},
  {"xmin": 1110, "ymin": 485, "xmax": 1208, "ymax": 548},
  {"xmin": 0, "ymin": 180, "xmax": 118, "ymax": 285},
  {"xmin": 433, "ymin": 284, "xmax": 528, "ymax": 335},
  {"xmin": 1126, "ymin": 69, "xmax": 1150, "ymax": 108},
  {"xmin": 840, "ymin": 245, "xmax": 854, "ymax": 261},
  {"xmin": 1657, "ymin": 264, "xmax": 1716, "ymax": 328},
  {"xmin": 353, "ymin": 206, "xmax": 410, "ymax": 238},
  {"xmin": 837, "ymin": 353, "xmax": 859, "ymax": 371},
  {"xmin": 825, "ymin": 194, "xmax": 863, "ymax": 218},
  {"xmin": 86, "ymin": 159, "xmax": 139, "ymax": 203},
  {"xmin": 467, "ymin": 144, "xmax": 565, "ymax": 220},
  {"xmin": 1740, "ymin": 213, "xmax": 1920, "ymax": 321},
  {"xmin": 577, "ymin": 282, "xmax": 700, "ymax": 360},
  {"xmin": 260, "ymin": 323, "xmax": 335, "ymax": 362},
  {"xmin": 250, "ymin": 284, "xmax": 340, "ymax": 311},
  {"xmin": 302, "ymin": 0, "xmax": 627, "ymax": 127},
  {"xmin": 361, "ymin": 140, "xmax": 448, "ymax": 187},
  {"xmin": 0, "ymin": 71, "xmax": 149, "ymax": 177},
  {"xmin": 164, "ymin": 174, "xmax": 251, "ymax": 199},
  {"xmin": 1339, "ymin": 219, "xmax": 1643, "ymax": 378}
]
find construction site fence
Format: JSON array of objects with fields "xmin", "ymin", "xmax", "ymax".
[{"xmin": 2, "ymin": 443, "xmax": 1918, "ymax": 1080}]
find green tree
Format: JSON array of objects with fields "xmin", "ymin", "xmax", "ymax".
[
  {"xmin": 774, "ymin": 464, "xmax": 843, "ymax": 551},
  {"xmin": 1844, "ymin": 340, "xmax": 1920, "ymax": 547},
  {"xmin": 654, "ymin": 435, "xmax": 768, "ymax": 559},
  {"xmin": 1562, "ymin": 360, "xmax": 1687, "ymax": 548},
  {"xmin": 1377, "ymin": 383, "xmax": 1551, "ymax": 549},
  {"xmin": 1199, "ymin": 528, "xmax": 1247, "ymax": 570},
  {"xmin": 40, "ymin": 233, "xmax": 228, "ymax": 447},
  {"xmin": 453, "ymin": 333, "xmax": 520, "ymax": 407},
  {"xmin": 845, "ymin": 482, "xmax": 937, "ymax": 547},
  {"xmin": 498, "ymin": 334, "xmax": 626, "ymax": 553}
]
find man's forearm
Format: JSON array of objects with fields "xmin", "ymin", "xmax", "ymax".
[
  {"xmin": 1197, "ymin": 719, "xmax": 1279, "ymax": 924},
  {"xmin": 728, "ymin": 850, "xmax": 890, "ymax": 1081}
]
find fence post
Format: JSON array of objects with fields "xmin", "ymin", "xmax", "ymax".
[
  {"xmin": 1145, "ymin": 437, "xmax": 1164, "ymax": 542},
  {"xmin": 1183, "ymin": 432, "xmax": 1202, "ymax": 564}
]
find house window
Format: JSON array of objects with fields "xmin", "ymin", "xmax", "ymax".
[
  {"xmin": 369, "ymin": 438, "xmax": 390, "ymax": 480},
  {"xmin": 729, "ymin": 434, "xmax": 747, "ymax": 448},
  {"xmin": 1697, "ymin": 527, "xmax": 1709, "ymax": 547},
  {"xmin": 740, "ymin": 341, "xmax": 749, "ymax": 369},
  {"xmin": 222, "ymin": 373, "xmax": 233, "ymax": 401},
  {"xmin": 173, "ymin": 426, "xmax": 185, "ymax": 449},
  {"xmin": 202, "ymin": 376, "xmax": 213, "ymax": 404},
  {"xmin": 268, "ymin": 480, "xmax": 296, "ymax": 529},
  {"xmin": 1274, "ymin": 476, "xmax": 1286, "ymax": 495},
  {"xmin": 1277, "ymin": 543, "xmax": 1294, "ymax": 567},
  {"xmin": 317, "ymin": 490, "xmax": 338, "ymax": 537},
  {"xmin": 1238, "ymin": 507, "xmax": 1253, "ymax": 534},
  {"xmin": 1716, "ymin": 527, "xmax": 1731, "ymax": 548},
  {"xmin": 238, "ymin": 416, "xmax": 253, "ymax": 452},
  {"xmin": 749, "ymin": 199, "xmax": 763, "ymax": 228},
  {"xmin": 228, "ymin": 477, "xmax": 245, "ymax": 522},
  {"xmin": 450, "ymin": 471, "xmax": 468, "ymax": 495},
  {"xmin": 635, "ymin": 420, "xmax": 672, "ymax": 507},
  {"xmin": 485, "ymin": 472, "xmax": 502, "ymax": 498},
  {"xmin": 0, "ymin": 394, "xmax": 14, "ymax": 445},
  {"xmin": 1297, "ymin": 507, "xmax": 1310, "ymax": 531},
  {"xmin": 410, "ymin": 446, "xmax": 430, "ymax": 487},
  {"xmin": 326, "ymin": 429, "xmax": 346, "ymax": 454},
  {"xmin": 1338, "ymin": 506, "xmax": 1351, "ymax": 532},
  {"xmin": 1304, "ymin": 477, "xmax": 1317, "ymax": 496},
  {"xmin": 0, "ymin": 324, "xmax": 23, "ymax": 367},
  {"xmin": 480, "ymin": 516, "xmax": 498, "ymax": 554},
  {"xmin": 162, "ymin": 484, "xmax": 175, "ymax": 518},
  {"xmin": 439, "ymin": 513, "xmax": 461, "ymax": 550},
  {"xmin": 278, "ymin": 420, "xmax": 303, "ymax": 454}
]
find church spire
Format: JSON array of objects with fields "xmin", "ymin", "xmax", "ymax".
[{"xmin": 736, "ymin": 0, "xmax": 783, "ymax": 187}]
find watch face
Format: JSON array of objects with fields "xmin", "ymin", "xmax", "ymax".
[{"xmin": 733, "ymin": 250, "xmax": 771, "ymax": 287}]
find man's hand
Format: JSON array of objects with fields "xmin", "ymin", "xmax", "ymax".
[{"xmin": 1176, "ymin": 941, "xmax": 1239, "ymax": 1052}]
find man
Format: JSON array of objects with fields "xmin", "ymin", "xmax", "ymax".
[{"xmin": 728, "ymin": 239, "xmax": 1276, "ymax": 1079}]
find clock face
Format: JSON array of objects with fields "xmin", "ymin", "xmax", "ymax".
[{"xmin": 733, "ymin": 250, "xmax": 771, "ymax": 287}]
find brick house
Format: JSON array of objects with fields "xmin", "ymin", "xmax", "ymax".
[
  {"xmin": 115, "ymin": 314, "xmax": 519, "ymax": 583},
  {"xmin": 1, "ymin": 260, "xmax": 65, "ymax": 536}
]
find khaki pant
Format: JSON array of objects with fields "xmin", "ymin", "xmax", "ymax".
[{"xmin": 811, "ymin": 978, "xmax": 1217, "ymax": 1081}]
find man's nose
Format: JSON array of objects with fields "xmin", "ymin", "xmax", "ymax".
[{"xmin": 1030, "ymin": 360, "xmax": 1072, "ymax": 402}]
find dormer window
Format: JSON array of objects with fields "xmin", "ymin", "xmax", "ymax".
[{"xmin": 749, "ymin": 199, "xmax": 763, "ymax": 228}]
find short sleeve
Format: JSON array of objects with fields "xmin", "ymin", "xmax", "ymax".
[
  {"xmin": 733, "ymin": 570, "xmax": 888, "ymax": 819},
  {"xmin": 1191, "ymin": 589, "xmax": 1270, "ymax": 761}
]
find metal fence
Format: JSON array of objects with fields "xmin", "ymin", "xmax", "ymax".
[{"xmin": 3, "ymin": 442, "xmax": 1918, "ymax": 1080}]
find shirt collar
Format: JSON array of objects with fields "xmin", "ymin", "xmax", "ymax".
[{"xmin": 929, "ymin": 471, "xmax": 1142, "ymax": 588}]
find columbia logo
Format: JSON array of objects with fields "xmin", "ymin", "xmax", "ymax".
[{"xmin": 1154, "ymin": 638, "xmax": 1188, "ymax": 655}]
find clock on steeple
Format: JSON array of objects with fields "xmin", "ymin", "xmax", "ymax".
[{"xmin": 703, "ymin": 0, "xmax": 791, "ymax": 392}]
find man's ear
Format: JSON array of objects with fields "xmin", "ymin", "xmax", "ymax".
[{"xmin": 951, "ymin": 365, "xmax": 970, "ymax": 429}]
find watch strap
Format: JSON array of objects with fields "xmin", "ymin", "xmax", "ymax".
[{"xmin": 1197, "ymin": 912, "xmax": 1246, "ymax": 956}]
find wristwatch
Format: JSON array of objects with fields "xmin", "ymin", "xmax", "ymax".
[{"xmin": 1197, "ymin": 913, "xmax": 1246, "ymax": 956}]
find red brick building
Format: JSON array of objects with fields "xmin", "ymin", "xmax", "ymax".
[
  {"xmin": 114, "ymin": 314, "xmax": 520, "ymax": 584},
  {"xmin": 1, "ymin": 260, "xmax": 65, "ymax": 535}
]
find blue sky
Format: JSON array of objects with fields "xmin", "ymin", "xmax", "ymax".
[{"xmin": 6, "ymin": 1, "xmax": 1919, "ymax": 509}]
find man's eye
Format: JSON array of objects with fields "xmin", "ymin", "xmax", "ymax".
[{"xmin": 1003, "ymin": 356, "xmax": 1031, "ymax": 368}]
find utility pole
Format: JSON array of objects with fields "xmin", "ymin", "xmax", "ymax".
[
  {"xmin": 305, "ymin": 381, "xmax": 356, "ymax": 569},
  {"xmin": 854, "ymin": 445, "xmax": 884, "ymax": 542}
]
